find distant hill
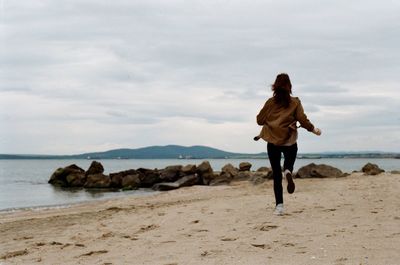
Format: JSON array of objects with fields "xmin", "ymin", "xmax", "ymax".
[
  {"xmin": 0, "ymin": 145, "xmax": 266, "ymax": 159},
  {"xmin": 77, "ymin": 145, "xmax": 262, "ymax": 159},
  {"xmin": 0, "ymin": 145, "xmax": 399, "ymax": 159}
]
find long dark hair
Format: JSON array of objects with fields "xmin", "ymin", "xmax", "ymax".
[{"xmin": 272, "ymin": 73, "xmax": 292, "ymax": 108}]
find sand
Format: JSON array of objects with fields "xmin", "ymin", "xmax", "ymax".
[{"xmin": 0, "ymin": 172, "xmax": 399, "ymax": 265}]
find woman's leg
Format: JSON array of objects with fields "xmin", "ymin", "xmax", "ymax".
[
  {"xmin": 267, "ymin": 143, "xmax": 283, "ymax": 206},
  {"xmin": 282, "ymin": 143, "xmax": 298, "ymax": 194},
  {"xmin": 282, "ymin": 143, "xmax": 298, "ymax": 172}
]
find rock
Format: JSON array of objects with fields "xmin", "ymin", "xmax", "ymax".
[
  {"xmin": 250, "ymin": 172, "xmax": 271, "ymax": 185},
  {"xmin": 66, "ymin": 172, "xmax": 86, "ymax": 187},
  {"xmin": 84, "ymin": 174, "xmax": 111, "ymax": 188},
  {"xmin": 239, "ymin": 162, "xmax": 252, "ymax": 171},
  {"xmin": 152, "ymin": 182, "xmax": 180, "ymax": 191},
  {"xmin": 137, "ymin": 168, "xmax": 161, "ymax": 187},
  {"xmin": 197, "ymin": 161, "xmax": 213, "ymax": 174},
  {"xmin": 175, "ymin": 174, "xmax": 199, "ymax": 187},
  {"xmin": 362, "ymin": 163, "xmax": 384, "ymax": 175},
  {"xmin": 209, "ymin": 172, "xmax": 232, "ymax": 186},
  {"xmin": 234, "ymin": 171, "xmax": 252, "ymax": 181},
  {"xmin": 110, "ymin": 169, "xmax": 138, "ymax": 188},
  {"xmin": 85, "ymin": 161, "xmax": 104, "ymax": 176},
  {"xmin": 121, "ymin": 174, "xmax": 141, "ymax": 190},
  {"xmin": 160, "ymin": 165, "xmax": 183, "ymax": 182},
  {"xmin": 296, "ymin": 163, "xmax": 344, "ymax": 178},
  {"xmin": 152, "ymin": 174, "xmax": 199, "ymax": 191},
  {"xmin": 391, "ymin": 170, "xmax": 400, "ymax": 174},
  {"xmin": 221, "ymin": 164, "xmax": 239, "ymax": 178},
  {"xmin": 256, "ymin": 167, "xmax": 270, "ymax": 172},
  {"xmin": 182, "ymin": 164, "xmax": 197, "ymax": 175},
  {"xmin": 48, "ymin": 164, "xmax": 85, "ymax": 187},
  {"xmin": 196, "ymin": 161, "xmax": 214, "ymax": 185}
]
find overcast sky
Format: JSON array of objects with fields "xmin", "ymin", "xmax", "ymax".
[{"xmin": 1, "ymin": 0, "xmax": 399, "ymax": 154}]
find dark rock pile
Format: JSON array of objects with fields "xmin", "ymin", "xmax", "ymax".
[
  {"xmin": 48, "ymin": 161, "xmax": 387, "ymax": 192},
  {"xmin": 48, "ymin": 161, "xmax": 272, "ymax": 191}
]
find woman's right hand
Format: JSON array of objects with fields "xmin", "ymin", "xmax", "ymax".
[{"xmin": 313, "ymin": 128, "xmax": 322, "ymax": 136}]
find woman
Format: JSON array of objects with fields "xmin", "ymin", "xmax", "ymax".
[{"xmin": 256, "ymin": 73, "xmax": 321, "ymax": 215}]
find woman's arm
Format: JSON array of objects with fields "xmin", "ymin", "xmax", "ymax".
[
  {"xmin": 256, "ymin": 102, "xmax": 269, "ymax": 125},
  {"xmin": 295, "ymin": 100, "xmax": 315, "ymax": 132}
]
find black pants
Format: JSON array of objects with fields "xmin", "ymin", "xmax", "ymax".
[{"xmin": 267, "ymin": 142, "xmax": 298, "ymax": 206}]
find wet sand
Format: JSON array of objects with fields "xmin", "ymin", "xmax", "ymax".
[{"xmin": 1, "ymin": 172, "xmax": 399, "ymax": 265}]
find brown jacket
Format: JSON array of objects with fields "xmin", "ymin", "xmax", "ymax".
[{"xmin": 256, "ymin": 97, "xmax": 314, "ymax": 146}]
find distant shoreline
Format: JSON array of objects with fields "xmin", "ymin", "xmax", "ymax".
[{"xmin": 1, "ymin": 156, "xmax": 399, "ymax": 160}]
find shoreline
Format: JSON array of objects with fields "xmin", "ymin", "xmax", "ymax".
[
  {"xmin": 0, "ymin": 188, "xmax": 158, "ymax": 214},
  {"xmin": 1, "ymin": 172, "xmax": 399, "ymax": 264}
]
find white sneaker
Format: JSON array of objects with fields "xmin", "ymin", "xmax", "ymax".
[{"xmin": 274, "ymin": 203, "xmax": 284, "ymax": 216}]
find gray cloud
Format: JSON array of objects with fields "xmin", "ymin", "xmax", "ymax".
[{"xmin": 1, "ymin": 0, "xmax": 400, "ymax": 153}]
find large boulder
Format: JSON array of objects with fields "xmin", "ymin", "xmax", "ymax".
[
  {"xmin": 66, "ymin": 172, "xmax": 86, "ymax": 187},
  {"xmin": 85, "ymin": 161, "xmax": 104, "ymax": 176},
  {"xmin": 175, "ymin": 174, "xmax": 199, "ymax": 187},
  {"xmin": 296, "ymin": 163, "xmax": 344, "ymax": 178},
  {"xmin": 84, "ymin": 174, "xmax": 111, "ymax": 188},
  {"xmin": 137, "ymin": 168, "xmax": 161, "ymax": 187},
  {"xmin": 257, "ymin": 167, "xmax": 270, "ymax": 172},
  {"xmin": 121, "ymin": 174, "xmax": 141, "ymax": 190},
  {"xmin": 362, "ymin": 163, "xmax": 384, "ymax": 175},
  {"xmin": 250, "ymin": 171, "xmax": 272, "ymax": 185},
  {"xmin": 152, "ymin": 174, "xmax": 199, "ymax": 191},
  {"xmin": 239, "ymin": 162, "xmax": 252, "ymax": 171},
  {"xmin": 160, "ymin": 165, "xmax": 183, "ymax": 182},
  {"xmin": 234, "ymin": 171, "xmax": 252, "ymax": 181},
  {"xmin": 152, "ymin": 182, "xmax": 180, "ymax": 191},
  {"xmin": 221, "ymin": 164, "xmax": 239, "ymax": 178},
  {"xmin": 209, "ymin": 173, "xmax": 232, "ymax": 186},
  {"xmin": 182, "ymin": 164, "xmax": 197, "ymax": 175},
  {"xmin": 48, "ymin": 164, "xmax": 85, "ymax": 187},
  {"xmin": 110, "ymin": 169, "xmax": 138, "ymax": 188},
  {"xmin": 196, "ymin": 161, "xmax": 214, "ymax": 185}
]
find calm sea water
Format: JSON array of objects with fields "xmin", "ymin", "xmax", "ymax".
[{"xmin": 0, "ymin": 158, "xmax": 398, "ymax": 211}]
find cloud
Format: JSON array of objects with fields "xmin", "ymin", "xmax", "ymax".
[{"xmin": 1, "ymin": 0, "xmax": 399, "ymax": 154}]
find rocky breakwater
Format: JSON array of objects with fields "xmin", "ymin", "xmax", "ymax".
[
  {"xmin": 49, "ymin": 161, "xmax": 386, "ymax": 192},
  {"xmin": 48, "ymin": 161, "xmax": 274, "ymax": 192}
]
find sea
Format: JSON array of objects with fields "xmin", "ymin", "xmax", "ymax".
[{"xmin": 0, "ymin": 158, "xmax": 398, "ymax": 212}]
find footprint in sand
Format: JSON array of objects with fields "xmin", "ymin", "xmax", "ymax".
[
  {"xmin": 250, "ymin": 243, "xmax": 271, "ymax": 249},
  {"xmin": 322, "ymin": 208, "xmax": 337, "ymax": 212},
  {"xmin": 136, "ymin": 224, "xmax": 159, "ymax": 234},
  {"xmin": 14, "ymin": 236, "xmax": 34, "ymax": 240},
  {"xmin": 220, "ymin": 237, "xmax": 237, "ymax": 241},
  {"xmin": 77, "ymin": 250, "xmax": 108, "ymax": 257},
  {"xmin": 194, "ymin": 229, "xmax": 209, "ymax": 232},
  {"xmin": 200, "ymin": 249, "xmax": 223, "ymax": 257},
  {"xmin": 254, "ymin": 223, "xmax": 279, "ymax": 231},
  {"xmin": 121, "ymin": 235, "xmax": 139, "ymax": 240},
  {"xmin": 0, "ymin": 249, "xmax": 29, "ymax": 260},
  {"xmin": 282, "ymin": 242, "xmax": 296, "ymax": 247},
  {"xmin": 100, "ymin": 232, "xmax": 115, "ymax": 239}
]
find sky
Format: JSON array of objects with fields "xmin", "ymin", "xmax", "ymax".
[{"xmin": 1, "ymin": 0, "xmax": 399, "ymax": 154}]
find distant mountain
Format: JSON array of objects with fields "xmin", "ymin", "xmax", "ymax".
[
  {"xmin": 0, "ymin": 145, "xmax": 399, "ymax": 159},
  {"xmin": 0, "ymin": 145, "xmax": 266, "ymax": 159},
  {"xmin": 77, "ymin": 145, "xmax": 262, "ymax": 159}
]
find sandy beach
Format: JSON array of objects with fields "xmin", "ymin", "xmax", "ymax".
[{"xmin": 1, "ymin": 172, "xmax": 399, "ymax": 265}]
